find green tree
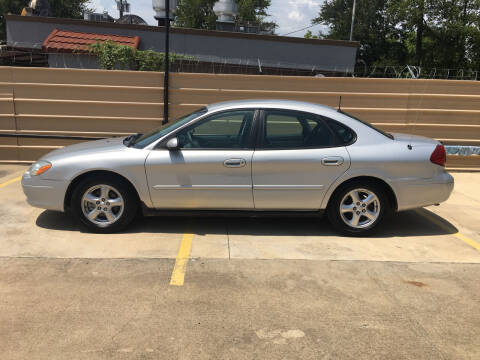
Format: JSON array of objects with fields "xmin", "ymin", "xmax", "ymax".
[
  {"xmin": 304, "ymin": 30, "xmax": 319, "ymax": 39},
  {"xmin": 175, "ymin": 0, "xmax": 217, "ymax": 29},
  {"xmin": 388, "ymin": 0, "xmax": 480, "ymax": 68},
  {"xmin": 0, "ymin": 0, "xmax": 29, "ymax": 42},
  {"xmin": 175, "ymin": 0, "xmax": 276, "ymax": 32},
  {"xmin": 1, "ymin": 0, "xmax": 91, "ymax": 42},
  {"xmin": 313, "ymin": 0, "xmax": 406, "ymax": 66},
  {"xmin": 237, "ymin": 0, "xmax": 269, "ymax": 23},
  {"xmin": 49, "ymin": 0, "xmax": 91, "ymax": 19},
  {"xmin": 314, "ymin": 0, "xmax": 480, "ymax": 70},
  {"xmin": 426, "ymin": 0, "xmax": 480, "ymax": 69},
  {"xmin": 237, "ymin": 0, "xmax": 276, "ymax": 32},
  {"xmin": 388, "ymin": 0, "xmax": 428, "ymax": 65}
]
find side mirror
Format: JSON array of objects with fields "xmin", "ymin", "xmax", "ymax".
[{"xmin": 165, "ymin": 137, "xmax": 179, "ymax": 150}]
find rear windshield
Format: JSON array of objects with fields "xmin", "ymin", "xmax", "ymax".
[{"xmin": 338, "ymin": 110, "xmax": 394, "ymax": 140}]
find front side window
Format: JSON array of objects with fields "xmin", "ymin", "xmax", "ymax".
[
  {"xmin": 132, "ymin": 107, "xmax": 207, "ymax": 148},
  {"xmin": 262, "ymin": 110, "xmax": 336, "ymax": 149},
  {"xmin": 176, "ymin": 109, "xmax": 255, "ymax": 149}
]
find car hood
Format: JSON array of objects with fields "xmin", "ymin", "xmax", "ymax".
[
  {"xmin": 41, "ymin": 137, "xmax": 127, "ymax": 161},
  {"xmin": 391, "ymin": 132, "xmax": 439, "ymax": 146}
]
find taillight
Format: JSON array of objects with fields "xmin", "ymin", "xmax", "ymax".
[{"xmin": 430, "ymin": 144, "xmax": 446, "ymax": 167}]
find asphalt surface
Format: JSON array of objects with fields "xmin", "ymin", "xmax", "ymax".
[{"xmin": 0, "ymin": 164, "xmax": 479, "ymax": 359}]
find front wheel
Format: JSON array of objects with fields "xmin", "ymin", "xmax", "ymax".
[
  {"xmin": 327, "ymin": 181, "xmax": 388, "ymax": 236},
  {"xmin": 71, "ymin": 175, "xmax": 138, "ymax": 233}
]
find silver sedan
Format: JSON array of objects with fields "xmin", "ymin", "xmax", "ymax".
[{"xmin": 22, "ymin": 100, "xmax": 454, "ymax": 235}]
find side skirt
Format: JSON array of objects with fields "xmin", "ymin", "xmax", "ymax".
[{"xmin": 140, "ymin": 203, "xmax": 325, "ymax": 218}]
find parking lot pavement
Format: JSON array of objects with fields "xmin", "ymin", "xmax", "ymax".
[
  {"xmin": 427, "ymin": 172, "xmax": 480, "ymax": 239},
  {"xmin": 1, "ymin": 258, "xmax": 479, "ymax": 360},
  {"xmin": 2, "ymin": 165, "xmax": 479, "ymax": 263},
  {"xmin": 1, "ymin": 164, "xmax": 479, "ymax": 359}
]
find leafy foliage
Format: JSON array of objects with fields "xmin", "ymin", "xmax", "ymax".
[
  {"xmin": 89, "ymin": 41, "xmax": 194, "ymax": 71},
  {"xmin": 175, "ymin": 0, "xmax": 276, "ymax": 32},
  {"xmin": 314, "ymin": 0, "xmax": 406, "ymax": 66},
  {"xmin": 0, "ymin": 0, "xmax": 30, "ymax": 42},
  {"xmin": 304, "ymin": 30, "xmax": 319, "ymax": 39},
  {"xmin": 314, "ymin": 0, "xmax": 480, "ymax": 70},
  {"xmin": 175, "ymin": 0, "xmax": 217, "ymax": 29},
  {"xmin": 49, "ymin": 0, "xmax": 91, "ymax": 19},
  {"xmin": 0, "ymin": 0, "xmax": 90, "ymax": 42},
  {"xmin": 237, "ymin": 0, "xmax": 270, "ymax": 22}
]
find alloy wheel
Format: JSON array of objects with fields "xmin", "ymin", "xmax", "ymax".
[
  {"xmin": 339, "ymin": 188, "xmax": 381, "ymax": 229},
  {"xmin": 81, "ymin": 184, "xmax": 124, "ymax": 227}
]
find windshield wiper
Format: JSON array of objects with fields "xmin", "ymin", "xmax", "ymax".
[{"xmin": 123, "ymin": 133, "xmax": 142, "ymax": 147}]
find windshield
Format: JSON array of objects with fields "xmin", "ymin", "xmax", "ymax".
[
  {"xmin": 131, "ymin": 107, "xmax": 208, "ymax": 148},
  {"xmin": 338, "ymin": 110, "xmax": 394, "ymax": 140}
]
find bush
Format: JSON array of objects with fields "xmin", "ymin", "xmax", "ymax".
[{"xmin": 89, "ymin": 41, "xmax": 193, "ymax": 71}]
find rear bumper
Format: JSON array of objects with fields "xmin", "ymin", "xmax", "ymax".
[
  {"xmin": 21, "ymin": 173, "xmax": 69, "ymax": 212},
  {"xmin": 395, "ymin": 172, "xmax": 454, "ymax": 211}
]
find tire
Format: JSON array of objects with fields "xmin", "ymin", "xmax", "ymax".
[
  {"xmin": 71, "ymin": 175, "xmax": 138, "ymax": 233},
  {"xmin": 327, "ymin": 180, "xmax": 389, "ymax": 236}
]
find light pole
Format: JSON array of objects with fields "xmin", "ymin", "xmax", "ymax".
[
  {"xmin": 163, "ymin": 0, "xmax": 170, "ymax": 124},
  {"xmin": 153, "ymin": 0, "xmax": 177, "ymax": 124},
  {"xmin": 349, "ymin": 0, "xmax": 357, "ymax": 41}
]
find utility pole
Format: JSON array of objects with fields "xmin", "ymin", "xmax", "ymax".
[
  {"xmin": 349, "ymin": 0, "xmax": 357, "ymax": 41},
  {"xmin": 116, "ymin": 0, "xmax": 124, "ymax": 19},
  {"xmin": 162, "ymin": 0, "xmax": 170, "ymax": 124}
]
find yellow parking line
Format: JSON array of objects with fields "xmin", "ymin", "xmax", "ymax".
[
  {"xmin": 454, "ymin": 232, "xmax": 480, "ymax": 252},
  {"xmin": 0, "ymin": 176, "xmax": 21, "ymax": 189},
  {"xmin": 416, "ymin": 209, "xmax": 480, "ymax": 252},
  {"xmin": 170, "ymin": 233, "xmax": 194, "ymax": 286}
]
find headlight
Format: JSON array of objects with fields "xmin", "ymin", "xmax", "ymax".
[{"xmin": 27, "ymin": 160, "xmax": 52, "ymax": 176}]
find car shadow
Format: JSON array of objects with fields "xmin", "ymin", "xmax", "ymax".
[{"xmin": 35, "ymin": 208, "xmax": 458, "ymax": 238}]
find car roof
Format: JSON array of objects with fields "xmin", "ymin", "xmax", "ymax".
[{"xmin": 206, "ymin": 99, "xmax": 338, "ymax": 117}]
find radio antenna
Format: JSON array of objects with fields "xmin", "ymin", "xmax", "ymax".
[
  {"xmin": 338, "ymin": 96, "xmax": 342, "ymax": 111},
  {"xmin": 407, "ymin": 67, "xmax": 435, "ymax": 150}
]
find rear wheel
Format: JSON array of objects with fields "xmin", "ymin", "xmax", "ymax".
[
  {"xmin": 327, "ymin": 181, "xmax": 388, "ymax": 236},
  {"xmin": 71, "ymin": 175, "xmax": 138, "ymax": 233}
]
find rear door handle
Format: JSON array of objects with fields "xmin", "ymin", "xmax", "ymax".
[
  {"xmin": 321, "ymin": 157, "xmax": 344, "ymax": 166},
  {"xmin": 224, "ymin": 158, "xmax": 246, "ymax": 168}
]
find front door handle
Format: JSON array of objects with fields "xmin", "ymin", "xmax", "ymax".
[
  {"xmin": 321, "ymin": 157, "xmax": 344, "ymax": 166},
  {"xmin": 224, "ymin": 158, "xmax": 246, "ymax": 168}
]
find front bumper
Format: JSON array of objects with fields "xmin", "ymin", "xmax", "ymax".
[
  {"xmin": 395, "ymin": 172, "xmax": 454, "ymax": 211},
  {"xmin": 22, "ymin": 173, "xmax": 69, "ymax": 212}
]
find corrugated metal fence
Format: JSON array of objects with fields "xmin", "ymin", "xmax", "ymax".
[{"xmin": 0, "ymin": 67, "xmax": 479, "ymax": 169}]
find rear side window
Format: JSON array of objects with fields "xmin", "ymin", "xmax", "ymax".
[
  {"xmin": 326, "ymin": 120, "xmax": 356, "ymax": 145},
  {"xmin": 262, "ymin": 110, "xmax": 336, "ymax": 149}
]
